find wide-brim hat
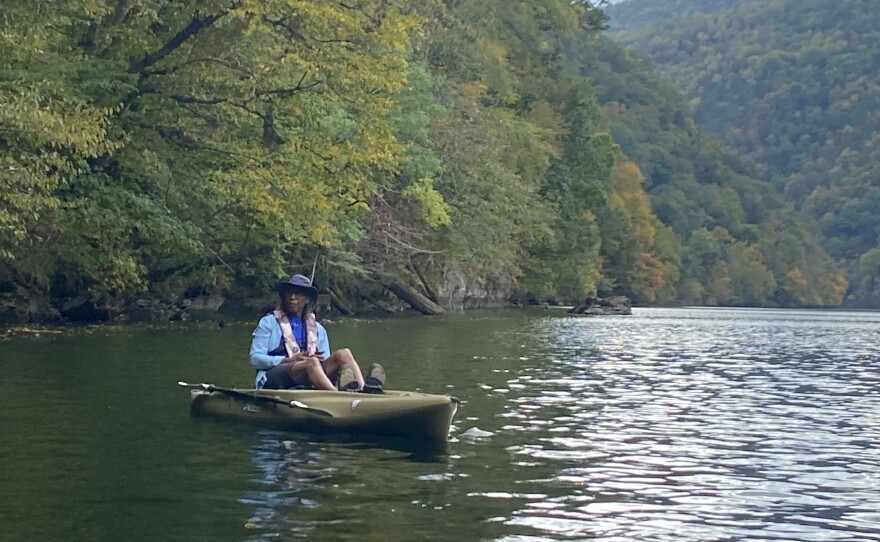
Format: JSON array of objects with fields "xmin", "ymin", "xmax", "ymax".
[{"xmin": 275, "ymin": 274, "xmax": 319, "ymax": 301}]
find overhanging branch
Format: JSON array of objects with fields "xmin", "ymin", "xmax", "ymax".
[{"xmin": 129, "ymin": 11, "xmax": 224, "ymax": 74}]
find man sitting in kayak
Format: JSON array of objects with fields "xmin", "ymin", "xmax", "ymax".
[{"xmin": 249, "ymin": 274, "xmax": 385, "ymax": 393}]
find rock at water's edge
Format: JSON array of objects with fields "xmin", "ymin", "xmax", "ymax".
[{"xmin": 568, "ymin": 296, "xmax": 632, "ymax": 316}]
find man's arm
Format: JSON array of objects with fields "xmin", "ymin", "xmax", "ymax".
[
  {"xmin": 317, "ymin": 323, "xmax": 331, "ymax": 357},
  {"xmin": 249, "ymin": 316, "xmax": 285, "ymax": 369}
]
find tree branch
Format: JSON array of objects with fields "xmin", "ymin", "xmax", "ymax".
[
  {"xmin": 169, "ymin": 94, "xmax": 229, "ymax": 105},
  {"xmin": 254, "ymin": 73, "xmax": 321, "ymax": 98},
  {"xmin": 129, "ymin": 11, "xmax": 224, "ymax": 74}
]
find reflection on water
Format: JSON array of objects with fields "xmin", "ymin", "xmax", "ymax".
[
  {"xmin": 242, "ymin": 432, "xmax": 454, "ymax": 538},
  {"xmin": 1, "ymin": 308, "xmax": 879, "ymax": 541},
  {"xmin": 492, "ymin": 308, "xmax": 880, "ymax": 541}
]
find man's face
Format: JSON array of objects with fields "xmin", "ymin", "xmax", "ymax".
[{"xmin": 281, "ymin": 287, "xmax": 310, "ymax": 315}]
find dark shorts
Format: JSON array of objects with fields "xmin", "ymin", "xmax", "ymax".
[{"xmin": 262, "ymin": 364, "xmax": 313, "ymax": 390}]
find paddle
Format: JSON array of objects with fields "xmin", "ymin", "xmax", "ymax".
[{"xmin": 177, "ymin": 381, "xmax": 333, "ymax": 417}]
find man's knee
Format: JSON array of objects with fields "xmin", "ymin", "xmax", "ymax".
[{"xmin": 303, "ymin": 356, "xmax": 323, "ymax": 371}]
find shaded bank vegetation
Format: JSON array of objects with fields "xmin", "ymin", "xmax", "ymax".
[{"xmin": 0, "ymin": 0, "xmax": 847, "ymax": 323}]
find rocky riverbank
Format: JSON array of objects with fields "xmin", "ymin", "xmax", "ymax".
[
  {"xmin": 0, "ymin": 270, "xmax": 520, "ymax": 325},
  {"xmin": 0, "ymin": 274, "xmax": 632, "ymax": 325}
]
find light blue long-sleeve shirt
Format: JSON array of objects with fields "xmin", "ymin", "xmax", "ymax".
[{"xmin": 249, "ymin": 313, "xmax": 331, "ymax": 388}]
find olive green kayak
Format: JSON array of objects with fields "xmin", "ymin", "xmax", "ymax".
[{"xmin": 181, "ymin": 382, "xmax": 459, "ymax": 442}]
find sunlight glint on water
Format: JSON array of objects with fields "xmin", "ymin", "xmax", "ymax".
[{"xmin": 492, "ymin": 308, "xmax": 880, "ymax": 541}]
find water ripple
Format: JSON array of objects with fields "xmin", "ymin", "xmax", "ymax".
[{"xmin": 495, "ymin": 308, "xmax": 880, "ymax": 541}]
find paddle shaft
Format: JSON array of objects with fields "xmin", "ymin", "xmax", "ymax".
[{"xmin": 177, "ymin": 382, "xmax": 332, "ymax": 417}]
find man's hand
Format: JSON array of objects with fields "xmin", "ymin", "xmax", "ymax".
[
  {"xmin": 282, "ymin": 351, "xmax": 325, "ymax": 364},
  {"xmin": 282, "ymin": 352, "xmax": 309, "ymax": 364}
]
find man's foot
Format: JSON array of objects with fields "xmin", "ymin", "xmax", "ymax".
[
  {"xmin": 337, "ymin": 367, "xmax": 359, "ymax": 391},
  {"xmin": 362, "ymin": 363, "xmax": 386, "ymax": 394}
]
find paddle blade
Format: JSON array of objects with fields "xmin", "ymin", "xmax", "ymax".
[{"xmin": 178, "ymin": 381, "xmax": 212, "ymax": 391}]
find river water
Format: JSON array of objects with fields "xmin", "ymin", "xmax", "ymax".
[{"xmin": 1, "ymin": 307, "xmax": 878, "ymax": 541}]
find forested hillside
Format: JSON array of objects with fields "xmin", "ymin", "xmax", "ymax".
[
  {"xmin": 606, "ymin": 0, "xmax": 763, "ymax": 33},
  {"xmin": 610, "ymin": 0, "xmax": 880, "ymax": 306},
  {"xmin": 0, "ymin": 0, "xmax": 845, "ymax": 323},
  {"xmin": 564, "ymin": 36, "xmax": 844, "ymax": 307}
]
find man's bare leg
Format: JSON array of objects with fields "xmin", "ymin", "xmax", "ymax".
[
  {"xmin": 287, "ymin": 357, "xmax": 335, "ymax": 390},
  {"xmin": 322, "ymin": 348, "xmax": 366, "ymax": 389}
]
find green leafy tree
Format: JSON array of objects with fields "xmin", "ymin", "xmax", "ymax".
[
  {"xmin": 0, "ymin": 2, "xmax": 122, "ymax": 283},
  {"xmin": 2, "ymin": 0, "xmax": 421, "ymax": 303},
  {"xmin": 604, "ymin": 160, "xmax": 681, "ymax": 302}
]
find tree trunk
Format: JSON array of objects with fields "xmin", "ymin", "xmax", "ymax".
[
  {"xmin": 362, "ymin": 294, "xmax": 396, "ymax": 314},
  {"xmin": 328, "ymin": 289, "xmax": 354, "ymax": 315},
  {"xmin": 410, "ymin": 262, "xmax": 440, "ymax": 303},
  {"xmin": 382, "ymin": 277, "xmax": 445, "ymax": 315}
]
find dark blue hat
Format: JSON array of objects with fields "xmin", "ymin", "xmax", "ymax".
[{"xmin": 275, "ymin": 274, "xmax": 318, "ymax": 301}]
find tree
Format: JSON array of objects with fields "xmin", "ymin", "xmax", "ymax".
[{"xmin": 2, "ymin": 0, "xmax": 421, "ymax": 300}]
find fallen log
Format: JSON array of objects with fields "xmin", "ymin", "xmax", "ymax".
[
  {"xmin": 382, "ymin": 277, "xmax": 445, "ymax": 315},
  {"xmin": 411, "ymin": 263, "xmax": 440, "ymax": 304},
  {"xmin": 328, "ymin": 289, "xmax": 354, "ymax": 316},
  {"xmin": 361, "ymin": 294, "xmax": 396, "ymax": 314}
]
